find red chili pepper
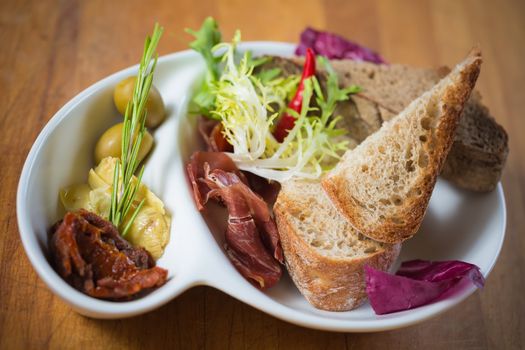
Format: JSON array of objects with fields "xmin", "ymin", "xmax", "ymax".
[{"xmin": 273, "ymin": 48, "xmax": 316, "ymax": 142}]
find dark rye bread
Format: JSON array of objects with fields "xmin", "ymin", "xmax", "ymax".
[
  {"xmin": 322, "ymin": 50, "xmax": 482, "ymax": 243},
  {"xmin": 260, "ymin": 55, "xmax": 508, "ymax": 192},
  {"xmin": 274, "ymin": 180, "xmax": 401, "ymax": 311},
  {"xmin": 441, "ymin": 91, "xmax": 509, "ymax": 191}
]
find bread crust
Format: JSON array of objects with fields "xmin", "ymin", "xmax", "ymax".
[
  {"xmin": 322, "ymin": 50, "xmax": 482, "ymax": 244},
  {"xmin": 274, "ymin": 195, "xmax": 401, "ymax": 312}
]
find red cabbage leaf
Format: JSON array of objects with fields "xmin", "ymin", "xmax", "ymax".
[
  {"xmin": 295, "ymin": 27, "xmax": 386, "ymax": 64},
  {"xmin": 365, "ymin": 260, "xmax": 485, "ymax": 315}
]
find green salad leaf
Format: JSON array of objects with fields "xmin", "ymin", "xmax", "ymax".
[
  {"xmin": 315, "ymin": 55, "xmax": 361, "ymax": 123},
  {"xmin": 187, "ymin": 18, "xmax": 360, "ymax": 182},
  {"xmin": 186, "ymin": 17, "xmax": 222, "ymax": 118},
  {"xmin": 186, "ymin": 17, "xmax": 222, "ymax": 79}
]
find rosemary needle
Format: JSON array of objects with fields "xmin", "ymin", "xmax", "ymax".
[{"xmin": 109, "ymin": 23, "xmax": 163, "ymax": 233}]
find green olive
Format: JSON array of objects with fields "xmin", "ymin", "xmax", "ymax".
[
  {"xmin": 94, "ymin": 123, "xmax": 154, "ymax": 164},
  {"xmin": 113, "ymin": 76, "xmax": 166, "ymax": 128}
]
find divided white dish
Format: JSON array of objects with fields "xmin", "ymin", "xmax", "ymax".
[{"xmin": 17, "ymin": 43, "xmax": 506, "ymax": 332}]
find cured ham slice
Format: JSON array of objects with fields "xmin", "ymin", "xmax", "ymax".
[
  {"xmin": 187, "ymin": 120, "xmax": 285, "ymax": 288},
  {"xmin": 186, "ymin": 149, "xmax": 284, "ymax": 288},
  {"xmin": 49, "ymin": 210, "xmax": 167, "ymax": 299},
  {"xmin": 243, "ymin": 172, "xmax": 281, "ymax": 206},
  {"xmin": 203, "ymin": 168, "xmax": 283, "ymax": 288},
  {"xmin": 187, "ymin": 151, "xmax": 247, "ymax": 210}
]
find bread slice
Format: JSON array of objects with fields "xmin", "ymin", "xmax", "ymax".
[
  {"xmin": 328, "ymin": 59, "xmax": 508, "ymax": 192},
  {"xmin": 329, "ymin": 59, "xmax": 446, "ymax": 124},
  {"xmin": 440, "ymin": 92, "xmax": 509, "ymax": 191},
  {"xmin": 259, "ymin": 55, "xmax": 508, "ymax": 192},
  {"xmin": 274, "ymin": 179, "xmax": 401, "ymax": 311},
  {"xmin": 322, "ymin": 50, "xmax": 482, "ymax": 244}
]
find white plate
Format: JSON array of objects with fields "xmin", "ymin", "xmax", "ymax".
[{"xmin": 17, "ymin": 42, "xmax": 507, "ymax": 332}]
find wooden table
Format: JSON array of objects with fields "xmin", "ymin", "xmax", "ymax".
[{"xmin": 1, "ymin": 0, "xmax": 523, "ymax": 348}]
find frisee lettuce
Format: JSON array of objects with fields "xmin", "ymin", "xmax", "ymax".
[
  {"xmin": 212, "ymin": 32, "xmax": 298, "ymax": 162},
  {"xmin": 233, "ymin": 77, "xmax": 348, "ymax": 181},
  {"xmin": 187, "ymin": 18, "xmax": 360, "ymax": 182},
  {"xmin": 209, "ymin": 32, "xmax": 356, "ymax": 182}
]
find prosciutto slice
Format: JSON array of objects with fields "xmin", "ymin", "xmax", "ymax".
[
  {"xmin": 243, "ymin": 172, "xmax": 282, "ymax": 206},
  {"xmin": 188, "ymin": 117, "xmax": 285, "ymax": 288},
  {"xmin": 203, "ymin": 168, "xmax": 283, "ymax": 263},
  {"xmin": 203, "ymin": 168, "xmax": 283, "ymax": 288},
  {"xmin": 187, "ymin": 151, "xmax": 247, "ymax": 210}
]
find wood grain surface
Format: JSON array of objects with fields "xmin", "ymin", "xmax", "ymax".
[{"xmin": 1, "ymin": 0, "xmax": 524, "ymax": 349}]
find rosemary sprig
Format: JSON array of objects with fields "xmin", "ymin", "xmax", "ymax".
[{"xmin": 108, "ymin": 23, "xmax": 163, "ymax": 235}]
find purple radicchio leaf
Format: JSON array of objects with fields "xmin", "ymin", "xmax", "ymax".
[
  {"xmin": 295, "ymin": 27, "xmax": 386, "ymax": 64},
  {"xmin": 365, "ymin": 260, "xmax": 485, "ymax": 315}
]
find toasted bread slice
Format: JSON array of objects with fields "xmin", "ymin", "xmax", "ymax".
[
  {"xmin": 274, "ymin": 180, "xmax": 401, "ymax": 311},
  {"xmin": 322, "ymin": 50, "xmax": 482, "ymax": 244}
]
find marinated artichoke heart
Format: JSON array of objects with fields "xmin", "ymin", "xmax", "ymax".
[{"xmin": 60, "ymin": 157, "xmax": 170, "ymax": 259}]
